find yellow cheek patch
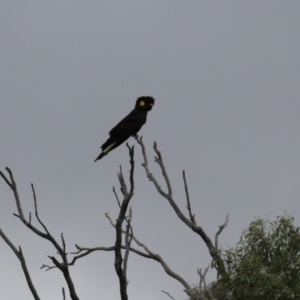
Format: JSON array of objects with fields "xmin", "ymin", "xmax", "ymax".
[{"xmin": 139, "ymin": 100, "xmax": 145, "ymax": 106}]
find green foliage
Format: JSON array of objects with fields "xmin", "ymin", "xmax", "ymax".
[
  {"xmin": 221, "ymin": 215, "xmax": 300, "ymax": 299},
  {"xmin": 188, "ymin": 282, "xmax": 230, "ymax": 300}
]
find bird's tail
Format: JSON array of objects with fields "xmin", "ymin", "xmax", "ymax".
[
  {"xmin": 94, "ymin": 152, "xmax": 105, "ymax": 162},
  {"xmin": 94, "ymin": 141, "xmax": 117, "ymax": 162}
]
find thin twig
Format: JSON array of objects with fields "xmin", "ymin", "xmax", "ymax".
[
  {"xmin": 70, "ymin": 243, "xmax": 154, "ymax": 264},
  {"xmin": 197, "ymin": 265, "xmax": 216, "ymax": 300},
  {"xmin": 0, "ymin": 228, "xmax": 40, "ymax": 300},
  {"xmin": 62, "ymin": 287, "xmax": 66, "ymax": 300},
  {"xmin": 118, "ymin": 165, "xmax": 127, "ymax": 196},
  {"xmin": 183, "ymin": 170, "xmax": 196, "ymax": 225},
  {"xmin": 215, "ymin": 214, "xmax": 229, "ymax": 250},
  {"xmin": 127, "ymin": 144, "xmax": 135, "ymax": 195},
  {"xmin": 61, "ymin": 233, "xmax": 67, "ymax": 256},
  {"xmin": 6, "ymin": 167, "xmax": 25, "ymax": 219},
  {"xmin": 153, "ymin": 142, "xmax": 172, "ymax": 197},
  {"xmin": 0, "ymin": 169, "xmax": 13, "ymax": 188},
  {"xmin": 112, "ymin": 187, "xmax": 121, "ymax": 208},
  {"xmin": 161, "ymin": 290, "xmax": 175, "ymax": 300},
  {"xmin": 32, "ymin": 184, "xmax": 50, "ymax": 234}
]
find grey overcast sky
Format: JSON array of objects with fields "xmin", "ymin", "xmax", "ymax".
[{"xmin": 1, "ymin": 2, "xmax": 300, "ymax": 299}]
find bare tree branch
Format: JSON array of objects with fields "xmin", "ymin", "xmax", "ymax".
[
  {"xmin": 215, "ymin": 214, "xmax": 229, "ymax": 251},
  {"xmin": 1, "ymin": 167, "xmax": 25, "ymax": 219},
  {"xmin": 32, "ymin": 183, "xmax": 50, "ymax": 235},
  {"xmin": 70, "ymin": 242, "xmax": 154, "ymax": 264},
  {"xmin": 62, "ymin": 287, "xmax": 66, "ymax": 300},
  {"xmin": 136, "ymin": 138, "xmax": 229, "ymax": 281},
  {"xmin": 161, "ymin": 290, "xmax": 175, "ymax": 300},
  {"xmin": 114, "ymin": 144, "xmax": 135, "ymax": 300},
  {"xmin": 123, "ymin": 207, "xmax": 133, "ymax": 277},
  {"xmin": 67, "ymin": 244, "xmax": 115, "ymax": 266},
  {"xmin": 117, "ymin": 165, "xmax": 127, "ymax": 196},
  {"xmin": 183, "ymin": 170, "xmax": 196, "ymax": 225},
  {"xmin": 0, "ymin": 169, "xmax": 13, "ymax": 189},
  {"xmin": 153, "ymin": 142, "xmax": 172, "ymax": 197},
  {"xmin": 197, "ymin": 265, "xmax": 216, "ymax": 300},
  {"xmin": 0, "ymin": 228, "xmax": 40, "ymax": 300},
  {"xmin": 0, "ymin": 167, "xmax": 80, "ymax": 300},
  {"xmin": 113, "ymin": 186, "xmax": 121, "ymax": 208},
  {"xmin": 105, "ymin": 213, "xmax": 193, "ymax": 296}
]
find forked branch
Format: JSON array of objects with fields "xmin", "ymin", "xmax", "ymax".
[
  {"xmin": 0, "ymin": 228, "xmax": 40, "ymax": 300},
  {"xmin": 105, "ymin": 213, "xmax": 193, "ymax": 296},
  {"xmin": 198, "ymin": 265, "xmax": 216, "ymax": 300},
  {"xmin": 136, "ymin": 138, "xmax": 229, "ymax": 281},
  {"xmin": 0, "ymin": 168, "xmax": 79, "ymax": 300}
]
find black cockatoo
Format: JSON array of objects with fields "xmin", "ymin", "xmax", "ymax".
[{"xmin": 94, "ymin": 96, "xmax": 155, "ymax": 162}]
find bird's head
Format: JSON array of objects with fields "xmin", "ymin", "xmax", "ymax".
[{"xmin": 135, "ymin": 96, "xmax": 155, "ymax": 111}]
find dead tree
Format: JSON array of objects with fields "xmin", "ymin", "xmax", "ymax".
[
  {"xmin": 1, "ymin": 139, "xmax": 229, "ymax": 299},
  {"xmin": 72, "ymin": 138, "xmax": 229, "ymax": 298}
]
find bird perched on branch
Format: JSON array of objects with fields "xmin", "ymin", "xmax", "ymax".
[{"xmin": 94, "ymin": 96, "xmax": 155, "ymax": 162}]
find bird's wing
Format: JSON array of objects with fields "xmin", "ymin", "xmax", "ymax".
[{"xmin": 109, "ymin": 110, "xmax": 145, "ymax": 137}]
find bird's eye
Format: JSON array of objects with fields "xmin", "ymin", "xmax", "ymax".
[{"xmin": 139, "ymin": 100, "xmax": 145, "ymax": 106}]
